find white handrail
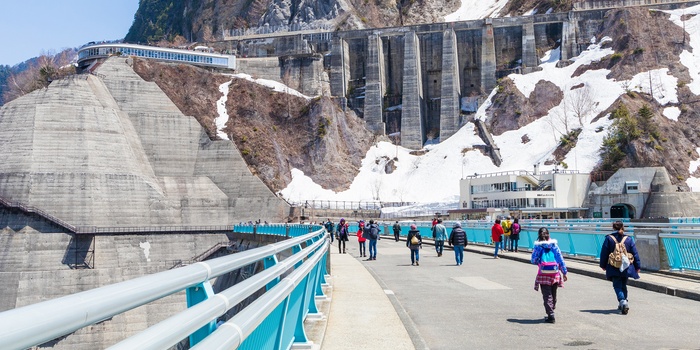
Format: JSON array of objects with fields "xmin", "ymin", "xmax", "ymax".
[
  {"xmin": 0, "ymin": 228, "xmax": 326, "ymax": 350},
  {"xmin": 191, "ymin": 240, "xmax": 329, "ymax": 349},
  {"xmin": 108, "ymin": 237, "xmax": 327, "ymax": 349}
]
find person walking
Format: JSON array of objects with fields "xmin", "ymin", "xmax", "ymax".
[
  {"xmin": 599, "ymin": 221, "xmax": 641, "ymax": 315},
  {"xmin": 531, "ymin": 227, "xmax": 568, "ymax": 324},
  {"xmin": 336, "ymin": 218, "xmax": 349, "ymax": 254},
  {"xmin": 510, "ymin": 218, "xmax": 521, "ymax": 252},
  {"xmin": 393, "ymin": 221, "xmax": 401, "ymax": 242},
  {"xmin": 434, "ymin": 219, "xmax": 448, "ymax": 257},
  {"xmin": 491, "ymin": 218, "xmax": 504, "ymax": 259},
  {"xmin": 406, "ymin": 224, "xmax": 422, "ymax": 266},
  {"xmin": 357, "ymin": 220, "xmax": 367, "ymax": 257},
  {"xmin": 449, "ymin": 222, "xmax": 468, "ymax": 266},
  {"xmin": 324, "ymin": 218, "xmax": 334, "ymax": 244},
  {"xmin": 367, "ymin": 219, "xmax": 380, "ymax": 260}
]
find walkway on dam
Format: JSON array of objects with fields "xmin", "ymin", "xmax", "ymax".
[{"xmin": 318, "ymin": 237, "xmax": 700, "ymax": 349}]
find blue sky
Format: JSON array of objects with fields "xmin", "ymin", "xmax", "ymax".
[{"xmin": 0, "ymin": 1, "xmax": 139, "ymax": 66}]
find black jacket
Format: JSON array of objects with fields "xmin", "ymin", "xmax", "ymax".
[
  {"xmin": 449, "ymin": 228, "xmax": 468, "ymax": 246},
  {"xmin": 407, "ymin": 229, "xmax": 422, "ymax": 250}
]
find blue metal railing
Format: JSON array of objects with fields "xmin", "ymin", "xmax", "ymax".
[
  {"xmin": 357, "ymin": 219, "xmax": 699, "ymax": 270},
  {"xmin": 0, "ymin": 225, "xmax": 328, "ymax": 350},
  {"xmin": 660, "ymin": 234, "xmax": 700, "ymax": 271}
]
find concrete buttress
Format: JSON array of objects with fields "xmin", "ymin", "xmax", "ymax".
[
  {"xmin": 440, "ymin": 28, "xmax": 461, "ymax": 142},
  {"xmin": 480, "ymin": 20, "xmax": 497, "ymax": 94},
  {"xmin": 365, "ymin": 34, "xmax": 386, "ymax": 134},
  {"xmin": 401, "ymin": 31, "xmax": 425, "ymax": 150}
]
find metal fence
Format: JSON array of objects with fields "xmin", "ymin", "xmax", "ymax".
[
  {"xmin": 0, "ymin": 226, "xmax": 328, "ymax": 350},
  {"xmin": 223, "ymin": 22, "xmax": 332, "ymax": 39},
  {"xmin": 362, "ymin": 219, "xmax": 700, "ymax": 271}
]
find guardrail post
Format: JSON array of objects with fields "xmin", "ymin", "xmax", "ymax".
[
  {"xmin": 286, "ymin": 224, "xmax": 290, "ymax": 238},
  {"xmin": 264, "ymin": 255, "xmax": 280, "ymax": 291},
  {"xmin": 186, "ymin": 282, "xmax": 217, "ymax": 346}
]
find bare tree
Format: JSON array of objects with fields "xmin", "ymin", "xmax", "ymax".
[
  {"xmin": 369, "ymin": 177, "xmax": 383, "ymax": 201},
  {"xmin": 547, "ymin": 84, "xmax": 596, "ymax": 141},
  {"xmin": 568, "ymin": 84, "xmax": 596, "ymax": 126},
  {"xmin": 282, "ymin": 68, "xmax": 293, "ymax": 118},
  {"xmin": 547, "ymin": 99, "xmax": 574, "ymax": 140}
]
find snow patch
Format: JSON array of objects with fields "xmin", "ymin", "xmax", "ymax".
[
  {"xmin": 139, "ymin": 241, "xmax": 151, "ymax": 262},
  {"xmin": 445, "ymin": 0, "xmax": 509, "ymax": 21},
  {"xmin": 232, "ymin": 73, "xmax": 312, "ymax": 99},
  {"xmin": 216, "ymin": 80, "xmax": 233, "ymax": 140},
  {"xmin": 663, "ymin": 106, "xmax": 681, "ymax": 121},
  {"xmin": 665, "ymin": 5, "xmax": 700, "ymax": 95}
]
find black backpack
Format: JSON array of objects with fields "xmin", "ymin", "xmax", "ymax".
[{"xmin": 369, "ymin": 225, "xmax": 379, "ymax": 240}]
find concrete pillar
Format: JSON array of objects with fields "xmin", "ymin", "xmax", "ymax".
[
  {"xmin": 300, "ymin": 54, "xmax": 323, "ymax": 97},
  {"xmin": 365, "ymin": 34, "xmax": 386, "ymax": 135},
  {"xmin": 521, "ymin": 19, "xmax": 538, "ymax": 72},
  {"xmin": 401, "ymin": 31, "xmax": 424, "ymax": 150},
  {"xmin": 330, "ymin": 36, "xmax": 350, "ymax": 107},
  {"xmin": 481, "ymin": 19, "xmax": 497, "ymax": 94},
  {"xmin": 440, "ymin": 28, "xmax": 461, "ymax": 142},
  {"xmin": 561, "ymin": 12, "xmax": 578, "ymax": 61}
]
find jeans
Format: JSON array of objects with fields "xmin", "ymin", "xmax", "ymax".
[
  {"xmin": 494, "ymin": 241, "xmax": 502, "ymax": 257},
  {"xmin": 540, "ymin": 284, "xmax": 558, "ymax": 317},
  {"xmin": 338, "ymin": 239, "xmax": 345, "ymax": 253},
  {"xmin": 394, "ymin": 231, "xmax": 400, "ymax": 242},
  {"xmin": 410, "ymin": 248, "xmax": 420, "ymax": 264},
  {"xmin": 612, "ymin": 275, "xmax": 629, "ymax": 301},
  {"xmin": 369, "ymin": 239, "xmax": 377, "ymax": 258},
  {"xmin": 454, "ymin": 245, "xmax": 464, "ymax": 265},
  {"xmin": 503, "ymin": 235, "xmax": 511, "ymax": 251},
  {"xmin": 510, "ymin": 238, "xmax": 519, "ymax": 251},
  {"xmin": 435, "ymin": 240, "xmax": 444, "ymax": 254},
  {"xmin": 359, "ymin": 241, "xmax": 366, "ymax": 256},
  {"xmin": 330, "ymin": 232, "xmax": 334, "ymax": 243}
]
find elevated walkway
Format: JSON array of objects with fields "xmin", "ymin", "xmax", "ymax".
[{"xmin": 318, "ymin": 234, "xmax": 700, "ymax": 348}]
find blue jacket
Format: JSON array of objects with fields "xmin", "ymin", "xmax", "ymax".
[
  {"xmin": 433, "ymin": 224, "xmax": 448, "ymax": 241},
  {"xmin": 599, "ymin": 232, "xmax": 641, "ymax": 280},
  {"xmin": 531, "ymin": 239, "xmax": 568, "ymax": 275}
]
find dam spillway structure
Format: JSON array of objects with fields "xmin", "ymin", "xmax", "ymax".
[{"xmin": 220, "ymin": 0, "xmax": 700, "ymax": 149}]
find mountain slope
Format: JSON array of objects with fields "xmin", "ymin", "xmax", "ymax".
[{"xmin": 124, "ymin": 0, "xmax": 576, "ymax": 43}]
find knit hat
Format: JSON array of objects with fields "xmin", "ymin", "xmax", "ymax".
[
  {"xmin": 453, "ymin": 222, "xmax": 462, "ymax": 228},
  {"xmin": 410, "ymin": 224, "xmax": 417, "ymax": 229}
]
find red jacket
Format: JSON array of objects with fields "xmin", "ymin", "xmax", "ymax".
[
  {"xmin": 357, "ymin": 226, "xmax": 366, "ymax": 242},
  {"xmin": 491, "ymin": 223, "xmax": 504, "ymax": 242}
]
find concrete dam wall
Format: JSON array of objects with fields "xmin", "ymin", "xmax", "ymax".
[
  {"xmin": 0, "ymin": 57, "xmax": 290, "ymax": 229},
  {"xmin": 220, "ymin": 0, "xmax": 700, "ymax": 149}
]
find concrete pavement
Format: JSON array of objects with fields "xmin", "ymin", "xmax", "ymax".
[{"xmin": 315, "ymin": 235, "xmax": 700, "ymax": 349}]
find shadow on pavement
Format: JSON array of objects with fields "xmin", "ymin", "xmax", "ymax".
[
  {"xmin": 506, "ymin": 318, "xmax": 545, "ymax": 324},
  {"xmin": 579, "ymin": 309, "xmax": 619, "ymax": 315}
]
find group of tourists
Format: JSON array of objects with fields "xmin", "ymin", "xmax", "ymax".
[
  {"xmin": 324, "ymin": 217, "xmax": 642, "ymax": 322},
  {"xmin": 324, "ymin": 218, "xmax": 380, "ymax": 260},
  {"xmin": 491, "ymin": 216, "xmax": 521, "ymax": 258}
]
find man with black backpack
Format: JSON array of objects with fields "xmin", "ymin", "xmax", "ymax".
[
  {"xmin": 324, "ymin": 219, "xmax": 334, "ymax": 243},
  {"xmin": 366, "ymin": 219, "xmax": 380, "ymax": 260},
  {"xmin": 599, "ymin": 221, "xmax": 641, "ymax": 315}
]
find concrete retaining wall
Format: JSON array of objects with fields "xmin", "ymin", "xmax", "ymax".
[{"xmin": 0, "ymin": 229, "xmax": 284, "ymax": 349}]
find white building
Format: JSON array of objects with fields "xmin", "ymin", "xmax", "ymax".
[{"xmin": 459, "ymin": 168, "xmax": 591, "ymax": 219}]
